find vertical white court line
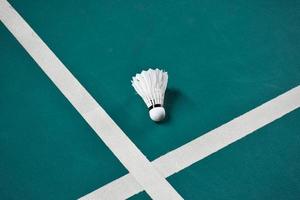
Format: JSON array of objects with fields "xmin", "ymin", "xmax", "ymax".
[
  {"xmin": 0, "ymin": 1, "xmax": 183, "ymax": 199},
  {"xmin": 81, "ymin": 85, "xmax": 300, "ymax": 199}
]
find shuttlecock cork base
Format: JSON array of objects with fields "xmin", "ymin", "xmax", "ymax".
[
  {"xmin": 149, "ymin": 106, "xmax": 166, "ymax": 122},
  {"xmin": 131, "ymin": 68, "xmax": 168, "ymax": 122}
]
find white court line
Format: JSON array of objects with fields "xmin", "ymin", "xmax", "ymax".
[
  {"xmin": 0, "ymin": 1, "xmax": 183, "ymax": 199},
  {"xmin": 81, "ymin": 86, "xmax": 300, "ymax": 199}
]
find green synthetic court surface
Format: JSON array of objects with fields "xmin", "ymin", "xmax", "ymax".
[{"xmin": 1, "ymin": 0, "xmax": 300, "ymax": 199}]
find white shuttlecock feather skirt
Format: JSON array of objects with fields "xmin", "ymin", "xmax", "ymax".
[{"xmin": 131, "ymin": 68, "xmax": 168, "ymax": 121}]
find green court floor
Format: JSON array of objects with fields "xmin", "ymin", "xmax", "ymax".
[{"xmin": 1, "ymin": 0, "xmax": 300, "ymax": 199}]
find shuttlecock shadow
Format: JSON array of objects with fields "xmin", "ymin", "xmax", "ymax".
[{"xmin": 163, "ymin": 88, "xmax": 182, "ymax": 123}]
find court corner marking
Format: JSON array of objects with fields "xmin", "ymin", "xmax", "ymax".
[{"xmin": 81, "ymin": 85, "xmax": 300, "ymax": 199}]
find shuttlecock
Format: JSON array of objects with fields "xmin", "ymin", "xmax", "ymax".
[{"xmin": 131, "ymin": 68, "xmax": 168, "ymax": 122}]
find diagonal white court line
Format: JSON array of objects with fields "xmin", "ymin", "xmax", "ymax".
[
  {"xmin": 81, "ymin": 86, "xmax": 300, "ymax": 199},
  {"xmin": 0, "ymin": 1, "xmax": 183, "ymax": 199}
]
